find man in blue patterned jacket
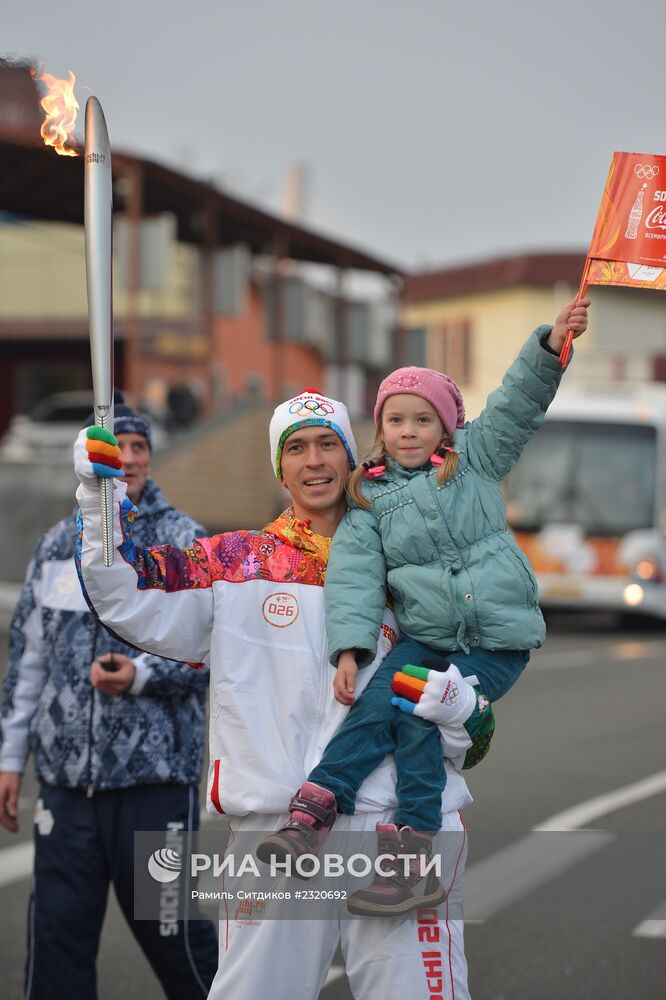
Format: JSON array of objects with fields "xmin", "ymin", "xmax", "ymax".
[{"xmin": 0, "ymin": 404, "xmax": 218, "ymax": 1000}]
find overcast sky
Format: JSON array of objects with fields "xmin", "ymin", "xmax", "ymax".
[{"xmin": 4, "ymin": 0, "xmax": 665, "ymax": 270}]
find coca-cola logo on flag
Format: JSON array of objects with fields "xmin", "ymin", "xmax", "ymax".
[{"xmin": 645, "ymin": 197, "xmax": 666, "ymax": 232}]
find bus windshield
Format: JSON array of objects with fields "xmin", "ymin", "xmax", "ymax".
[{"xmin": 504, "ymin": 421, "xmax": 656, "ymax": 536}]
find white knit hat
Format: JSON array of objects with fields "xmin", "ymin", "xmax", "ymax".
[{"xmin": 269, "ymin": 388, "xmax": 358, "ymax": 481}]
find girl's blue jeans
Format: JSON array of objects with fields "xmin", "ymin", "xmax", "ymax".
[{"xmin": 308, "ymin": 636, "xmax": 529, "ymax": 831}]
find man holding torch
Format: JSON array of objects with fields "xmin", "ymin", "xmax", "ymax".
[
  {"xmin": 71, "ymin": 390, "xmax": 478, "ymax": 1000},
  {"xmin": 73, "ymin": 93, "xmax": 474, "ymax": 998}
]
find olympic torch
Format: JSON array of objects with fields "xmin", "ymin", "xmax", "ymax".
[{"xmin": 84, "ymin": 97, "xmax": 115, "ymax": 566}]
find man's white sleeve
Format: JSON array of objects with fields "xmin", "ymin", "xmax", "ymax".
[{"xmin": 76, "ymin": 479, "xmax": 214, "ymax": 664}]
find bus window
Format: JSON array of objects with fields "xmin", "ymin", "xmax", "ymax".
[{"xmin": 505, "ymin": 422, "xmax": 656, "ymax": 536}]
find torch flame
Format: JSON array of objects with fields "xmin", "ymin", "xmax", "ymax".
[{"xmin": 33, "ymin": 69, "xmax": 79, "ymax": 156}]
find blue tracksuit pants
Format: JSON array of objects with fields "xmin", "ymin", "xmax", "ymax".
[
  {"xmin": 308, "ymin": 636, "xmax": 529, "ymax": 831},
  {"xmin": 25, "ymin": 783, "xmax": 218, "ymax": 1000}
]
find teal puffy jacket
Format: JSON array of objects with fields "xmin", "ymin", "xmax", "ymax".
[{"xmin": 325, "ymin": 327, "xmax": 567, "ymax": 666}]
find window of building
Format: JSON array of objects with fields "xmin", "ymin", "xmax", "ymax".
[
  {"xmin": 401, "ymin": 326, "xmax": 426, "ymax": 367},
  {"xmin": 430, "ymin": 319, "xmax": 472, "ymax": 384}
]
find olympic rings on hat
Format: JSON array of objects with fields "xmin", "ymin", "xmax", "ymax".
[
  {"xmin": 288, "ymin": 398, "xmax": 335, "ymax": 417},
  {"xmin": 634, "ymin": 164, "xmax": 659, "ymax": 180}
]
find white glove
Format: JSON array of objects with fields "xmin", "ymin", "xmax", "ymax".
[{"xmin": 391, "ymin": 662, "xmax": 478, "ymax": 727}]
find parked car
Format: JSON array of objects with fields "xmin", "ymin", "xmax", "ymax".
[{"xmin": 0, "ymin": 391, "xmax": 166, "ymax": 461}]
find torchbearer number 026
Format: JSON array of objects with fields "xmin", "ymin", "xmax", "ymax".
[{"xmin": 84, "ymin": 96, "xmax": 115, "ymax": 566}]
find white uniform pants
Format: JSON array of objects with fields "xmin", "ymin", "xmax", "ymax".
[{"xmin": 209, "ymin": 808, "xmax": 469, "ymax": 1000}]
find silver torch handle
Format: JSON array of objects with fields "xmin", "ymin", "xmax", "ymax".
[{"xmin": 84, "ymin": 97, "xmax": 115, "ymax": 566}]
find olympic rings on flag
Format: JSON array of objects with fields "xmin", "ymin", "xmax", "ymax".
[
  {"xmin": 634, "ymin": 164, "xmax": 659, "ymax": 180},
  {"xmin": 288, "ymin": 398, "xmax": 335, "ymax": 417}
]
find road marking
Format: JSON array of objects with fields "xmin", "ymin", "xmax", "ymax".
[
  {"xmin": 633, "ymin": 899, "xmax": 666, "ymax": 939},
  {"xmin": 532, "ymin": 638, "xmax": 666, "ymax": 671},
  {"xmin": 533, "ymin": 770, "xmax": 666, "ymax": 832},
  {"xmin": 632, "ymin": 900, "xmax": 666, "ymax": 938},
  {"xmin": 465, "ymin": 770, "xmax": 666, "ymax": 923},
  {"xmin": 464, "ymin": 830, "xmax": 613, "ymax": 921},
  {"xmin": 531, "ymin": 649, "xmax": 597, "ymax": 670},
  {"xmin": 634, "ymin": 920, "xmax": 666, "ymax": 938},
  {"xmin": 0, "ymin": 840, "xmax": 33, "ymax": 888},
  {"xmin": 323, "ymin": 964, "xmax": 345, "ymax": 987},
  {"xmin": 634, "ymin": 920, "xmax": 666, "ymax": 937},
  {"xmin": 611, "ymin": 640, "xmax": 666, "ymax": 661}
]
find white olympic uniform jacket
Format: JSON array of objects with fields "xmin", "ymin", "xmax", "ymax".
[{"xmin": 76, "ymin": 478, "xmax": 472, "ymax": 821}]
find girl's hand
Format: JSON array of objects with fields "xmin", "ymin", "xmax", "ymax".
[
  {"xmin": 547, "ymin": 297, "xmax": 591, "ymax": 353},
  {"xmin": 334, "ymin": 651, "xmax": 358, "ymax": 705}
]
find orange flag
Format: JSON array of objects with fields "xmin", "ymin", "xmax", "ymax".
[
  {"xmin": 586, "ymin": 151, "xmax": 666, "ymax": 290},
  {"xmin": 560, "ymin": 151, "xmax": 666, "ymax": 365}
]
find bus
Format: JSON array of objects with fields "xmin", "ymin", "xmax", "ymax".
[{"xmin": 504, "ymin": 383, "xmax": 666, "ymax": 619}]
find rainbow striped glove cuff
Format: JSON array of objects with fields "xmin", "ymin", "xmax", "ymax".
[
  {"xmin": 74, "ymin": 427, "xmax": 123, "ymax": 488},
  {"xmin": 86, "ymin": 426, "xmax": 122, "ymax": 477},
  {"xmin": 391, "ymin": 662, "xmax": 495, "ymax": 770},
  {"xmin": 391, "ymin": 662, "xmax": 478, "ymax": 727}
]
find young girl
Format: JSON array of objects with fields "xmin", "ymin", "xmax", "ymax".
[{"xmin": 258, "ymin": 300, "xmax": 589, "ymax": 915}]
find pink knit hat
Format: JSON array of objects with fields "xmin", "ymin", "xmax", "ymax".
[{"xmin": 373, "ymin": 367, "xmax": 465, "ymax": 435}]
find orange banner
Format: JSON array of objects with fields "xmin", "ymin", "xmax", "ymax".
[
  {"xmin": 586, "ymin": 150, "xmax": 666, "ymax": 290},
  {"xmin": 585, "ymin": 257, "xmax": 666, "ymax": 291}
]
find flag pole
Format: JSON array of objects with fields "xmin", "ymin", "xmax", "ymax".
[{"xmin": 559, "ymin": 257, "xmax": 591, "ymax": 367}]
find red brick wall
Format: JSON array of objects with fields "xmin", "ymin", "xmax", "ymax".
[{"xmin": 213, "ymin": 284, "xmax": 323, "ymax": 399}]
